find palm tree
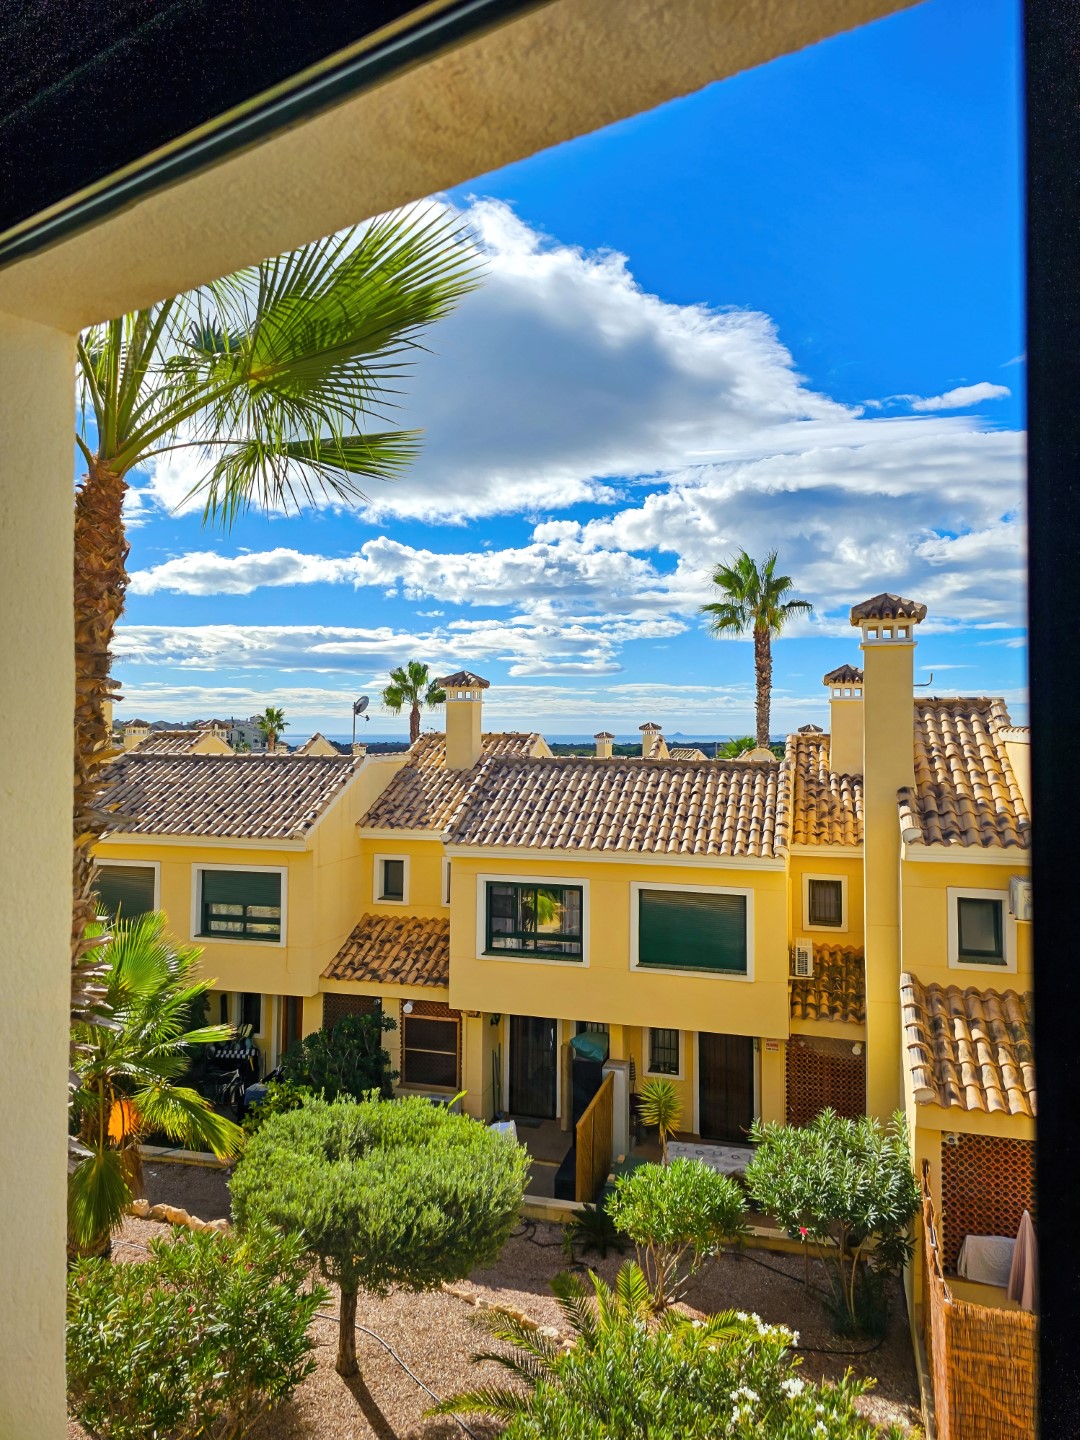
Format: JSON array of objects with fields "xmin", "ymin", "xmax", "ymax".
[
  {"xmin": 71, "ymin": 209, "xmax": 478, "ymax": 1038},
  {"xmin": 381, "ymin": 660, "xmax": 446, "ymax": 744},
  {"xmin": 255, "ymin": 705, "xmax": 288, "ymax": 752},
  {"xmin": 432, "ymin": 1262, "xmax": 742, "ymax": 1423},
  {"xmin": 68, "ymin": 911, "xmax": 243, "ymax": 1258},
  {"xmin": 716, "ymin": 736, "xmax": 755, "ymax": 759},
  {"xmin": 700, "ymin": 550, "xmax": 813, "ymax": 749}
]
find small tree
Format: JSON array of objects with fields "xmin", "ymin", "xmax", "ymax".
[
  {"xmin": 67, "ymin": 1221, "xmax": 325, "ymax": 1440},
  {"xmin": 433, "ymin": 1260, "xmax": 907, "ymax": 1439},
  {"xmin": 255, "ymin": 706, "xmax": 288, "ymax": 752},
  {"xmin": 607, "ymin": 1159, "xmax": 746, "ymax": 1309},
  {"xmin": 636, "ymin": 1077, "xmax": 682, "ymax": 1163},
  {"xmin": 231, "ymin": 1095, "xmax": 528, "ymax": 1376},
  {"xmin": 744, "ymin": 1110, "xmax": 919, "ymax": 1335},
  {"xmin": 278, "ymin": 1010, "xmax": 398, "ymax": 1099}
]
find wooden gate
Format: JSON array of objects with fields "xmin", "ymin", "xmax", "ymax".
[{"xmin": 575, "ymin": 1071, "xmax": 613, "ymax": 1203}]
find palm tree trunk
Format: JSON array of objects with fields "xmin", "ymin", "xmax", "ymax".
[
  {"xmin": 753, "ymin": 628, "xmax": 772, "ymax": 749},
  {"xmin": 72, "ymin": 461, "xmax": 129, "ymax": 1027},
  {"xmin": 410, "ymin": 702, "xmax": 420, "ymax": 745},
  {"xmin": 336, "ymin": 1285, "xmax": 359, "ymax": 1376}
]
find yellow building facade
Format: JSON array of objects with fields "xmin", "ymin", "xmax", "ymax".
[{"xmin": 95, "ymin": 597, "xmax": 1033, "ymax": 1304}]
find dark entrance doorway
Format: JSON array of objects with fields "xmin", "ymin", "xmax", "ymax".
[
  {"xmin": 279, "ymin": 995, "xmax": 303, "ymax": 1060},
  {"xmin": 698, "ymin": 1033, "xmax": 755, "ymax": 1142},
  {"xmin": 509, "ymin": 1016, "xmax": 558, "ymax": 1119}
]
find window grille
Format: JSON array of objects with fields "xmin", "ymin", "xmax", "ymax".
[{"xmin": 648, "ymin": 1028, "xmax": 680, "ymax": 1075}]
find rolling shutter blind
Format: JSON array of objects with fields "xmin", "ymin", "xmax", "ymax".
[
  {"xmin": 638, "ymin": 889, "xmax": 747, "ymax": 973},
  {"xmin": 95, "ymin": 864, "xmax": 155, "ymax": 918},
  {"xmin": 202, "ymin": 870, "xmax": 280, "ymax": 907},
  {"xmin": 201, "ymin": 870, "xmax": 281, "ymax": 939}
]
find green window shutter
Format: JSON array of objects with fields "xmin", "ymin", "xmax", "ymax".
[
  {"xmin": 202, "ymin": 870, "xmax": 280, "ymax": 907},
  {"xmin": 638, "ymin": 889, "xmax": 747, "ymax": 974},
  {"xmin": 95, "ymin": 864, "xmax": 155, "ymax": 919}
]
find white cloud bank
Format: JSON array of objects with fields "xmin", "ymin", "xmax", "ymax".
[{"xmin": 910, "ymin": 382, "xmax": 1011, "ymax": 411}]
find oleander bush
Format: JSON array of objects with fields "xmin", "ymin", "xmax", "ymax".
[{"xmin": 67, "ymin": 1221, "xmax": 324, "ymax": 1440}]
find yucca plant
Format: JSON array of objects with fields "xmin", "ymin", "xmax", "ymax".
[
  {"xmin": 68, "ymin": 912, "xmax": 243, "ymax": 1259},
  {"xmin": 636, "ymin": 1077, "xmax": 682, "ymax": 1164},
  {"xmin": 71, "ymin": 208, "xmax": 479, "ymax": 1058}
]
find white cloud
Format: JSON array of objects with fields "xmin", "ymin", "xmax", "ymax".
[{"xmin": 910, "ymin": 382, "xmax": 1011, "ymax": 412}]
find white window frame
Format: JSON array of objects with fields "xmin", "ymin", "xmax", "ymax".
[
  {"xmin": 373, "ymin": 853, "xmax": 411, "ymax": 905},
  {"xmin": 95, "ymin": 858, "xmax": 161, "ymax": 914},
  {"xmin": 629, "ymin": 881, "xmax": 755, "ymax": 982},
  {"xmin": 190, "ymin": 863, "xmax": 288, "ymax": 948},
  {"xmin": 947, "ymin": 887, "xmax": 1016, "ymax": 972},
  {"xmin": 802, "ymin": 872, "xmax": 848, "ymax": 933},
  {"xmin": 442, "ymin": 856, "xmax": 452, "ymax": 907},
  {"xmin": 644, "ymin": 1026, "xmax": 684, "ymax": 1080},
  {"xmin": 476, "ymin": 873, "xmax": 590, "ymax": 967}
]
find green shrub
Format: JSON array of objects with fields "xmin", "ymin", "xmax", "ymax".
[
  {"xmin": 434, "ymin": 1260, "xmax": 907, "ymax": 1439},
  {"xmin": 67, "ymin": 1221, "xmax": 325, "ymax": 1440},
  {"xmin": 241, "ymin": 1077, "xmax": 317, "ymax": 1136},
  {"xmin": 232, "ymin": 1094, "xmax": 528, "ymax": 1377},
  {"xmin": 279, "ymin": 1010, "xmax": 398, "ymax": 1100},
  {"xmin": 607, "ymin": 1159, "xmax": 746, "ymax": 1308},
  {"xmin": 563, "ymin": 1202, "xmax": 627, "ymax": 1260},
  {"xmin": 744, "ymin": 1109, "xmax": 919, "ymax": 1336}
]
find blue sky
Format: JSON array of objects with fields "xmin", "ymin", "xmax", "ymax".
[{"xmin": 111, "ymin": 0, "xmax": 1026, "ymax": 740}]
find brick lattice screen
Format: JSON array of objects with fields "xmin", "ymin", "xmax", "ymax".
[
  {"xmin": 940, "ymin": 1133, "xmax": 1036, "ymax": 1274},
  {"xmin": 322, "ymin": 992, "xmax": 379, "ymax": 1030},
  {"xmin": 400, "ymin": 998, "xmax": 462, "ymax": 1088},
  {"xmin": 785, "ymin": 1035, "xmax": 866, "ymax": 1127}
]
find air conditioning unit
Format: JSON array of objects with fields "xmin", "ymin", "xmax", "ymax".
[
  {"xmin": 1009, "ymin": 875, "xmax": 1032, "ymax": 922},
  {"xmin": 791, "ymin": 939, "xmax": 814, "ymax": 978}
]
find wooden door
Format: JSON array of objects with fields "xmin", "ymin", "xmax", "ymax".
[
  {"xmin": 509, "ymin": 1016, "xmax": 557, "ymax": 1119},
  {"xmin": 698, "ymin": 1033, "xmax": 755, "ymax": 1142}
]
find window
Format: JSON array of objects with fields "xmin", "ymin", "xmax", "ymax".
[
  {"xmin": 635, "ymin": 887, "xmax": 749, "ymax": 975},
  {"xmin": 958, "ymin": 897, "xmax": 1004, "ymax": 962},
  {"xmin": 401, "ymin": 1007, "xmax": 460, "ymax": 1088},
  {"xmin": 808, "ymin": 877, "xmax": 844, "ymax": 928},
  {"xmin": 577, "ymin": 1021, "xmax": 609, "ymax": 1036},
  {"xmin": 94, "ymin": 862, "xmax": 156, "ymax": 919},
  {"xmin": 239, "ymin": 993, "xmax": 262, "ymax": 1035},
  {"xmin": 375, "ymin": 855, "xmax": 409, "ymax": 903},
  {"xmin": 948, "ymin": 888, "xmax": 1013, "ymax": 970},
  {"xmin": 199, "ymin": 869, "xmax": 282, "ymax": 941},
  {"xmin": 647, "ymin": 1027, "xmax": 681, "ymax": 1076},
  {"xmin": 485, "ymin": 882, "xmax": 583, "ymax": 959}
]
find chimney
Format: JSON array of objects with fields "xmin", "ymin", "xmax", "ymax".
[
  {"xmin": 438, "ymin": 670, "xmax": 489, "ymax": 770},
  {"xmin": 851, "ymin": 592, "xmax": 926, "ymax": 1117},
  {"xmin": 639, "ymin": 722, "xmax": 663, "ymax": 759},
  {"xmin": 351, "ymin": 742, "xmax": 368, "ymax": 758},
  {"xmin": 123, "ymin": 719, "xmax": 149, "ymax": 751},
  {"xmin": 823, "ymin": 665, "xmax": 863, "ymax": 774},
  {"xmin": 594, "ymin": 731, "xmax": 614, "ymax": 759}
]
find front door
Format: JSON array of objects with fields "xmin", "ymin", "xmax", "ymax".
[
  {"xmin": 278, "ymin": 995, "xmax": 303, "ymax": 1063},
  {"xmin": 509, "ymin": 1016, "xmax": 558, "ymax": 1119},
  {"xmin": 698, "ymin": 1033, "xmax": 755, "ymax": 1142}
]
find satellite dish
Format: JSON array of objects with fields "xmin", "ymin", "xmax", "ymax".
[{"xmin": 353, "ymin": 697, "xmax": 369, "ymax": 716}]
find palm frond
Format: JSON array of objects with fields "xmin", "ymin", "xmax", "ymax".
[
  {"xmin": 427, "ymin": 1385, "xmax": 530, "ymax": 1420},
  {"xmin": 550, "ymin": 1269, "xmax": 598, "ymax": 1346},
  {"xmin": 611, "ymin": 1260, "xmax": 653, "ymax": 1323},
  {"xmin": 68, "ymin": 1146, "xmax": 130, "ymax": 1251}
]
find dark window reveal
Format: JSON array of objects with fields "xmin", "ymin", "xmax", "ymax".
[
  {"xmin": 957, "ymin": 897, "xmax": 1005, "ymax": 963},
  {"xmin": 401, "ymin": 1015, "xmax": 459, "ymax": 1088},
  {"xmin": 808, "ymin": 878, "xmax": 844, "ymax": 928},
  {"xmin": 95, "ymin": 863, "xmax": 155, "ymax": 919},
  {"xmin": 648, "ymin": 1028, "xmax": 680, "ymax": 1075},
  {"xmin": 486, "ymin": 883, "xmax": 583, "ymax": 959},
  {"xmin": 240, "ymin": 993, "xmax": 262, "ymax": 1034},
  {"xmin": 637, "ymin": 889, "xmax": 748, "ymax": 974},
  {"xmin": 380, "ymin": 859, "xmax": 405, "ymax": 900},
  {"xmin": 200, "ymin": 870, "xmax": 281, "ymax": 941}
]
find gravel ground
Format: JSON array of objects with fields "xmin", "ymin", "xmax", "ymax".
[{"xmin": 69, "ymin": 1167, "xmax": 922, "ymax": 1438}]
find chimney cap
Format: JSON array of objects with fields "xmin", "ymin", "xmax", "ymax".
[
  {"xmin": 594, "ymin": 731, "xmax": 615, "ymax": 739},
  {"xmin": 638, "ymin": 721, "xmax": 663, "ymax": 732},
  {"xmin": 437, "ymin": 670, "xmax": 490, "ymax": 690},
  {"xmin": 849, "ymin": 593, "xmax": 927, "ymax": 625},
  {"xmin": 823, "ymin": 665, "xmax": 864, "ymax": 685},
  {"xmin": 798, "ymin": 723, "xmax": 824, "ymax": 733}
]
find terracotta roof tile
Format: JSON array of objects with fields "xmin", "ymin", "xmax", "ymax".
[
  {"xmin": 784, "ymin": 733, "xmax": 863, "ymax": 845},
  {"xmin": 129, "ymin": 729, "xmax": 232, "ymax": 755},
  {"xmin": 901, "ymin": 972, "xmax": 1035, "ymax": 1117},
  {"xmin": 295, "ymin": 732, "xmax": 350, "ymax": 756},
  {"xmin": 449, "ymin": 754, "xmax": 784, "ymax": 859},
  {"xmin": 323, "ymin": 913, "xmax": 449, "ymax": 987},
  {"xmin": 823, "ymin": 665, "xmax": 863, "ymax": 685},
  {"xmin": 361, "ymin": 732, "xmax": 545, "ymax": 833},
  {"xmin": 668, "ymin": 746, "xmax": 708, "ymax": 761},
  {"xmin": 103, "ymin": 752, "xmax": 361, "ymax": 839},
  {"xmin": 849, "ymin": 593, "xmax": 927, "ymax": 623},
  {"xmin": 900, "ymin": 698, "xmax": 1030, "ymax": 849},
  {"xmin": 437, "ymin": 670, "xmax": 490, "ymax": 689},
  {"xmin": 790, "ymin": 945, "xmax": 865, "ymax": 1024}
]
